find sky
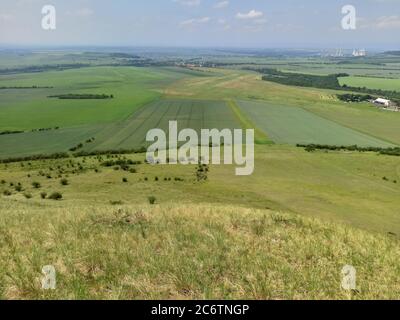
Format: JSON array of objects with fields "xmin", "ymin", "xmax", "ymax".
[{"xmin": 0, "ymin": 0, "xmax": 399, "ymax": 49}]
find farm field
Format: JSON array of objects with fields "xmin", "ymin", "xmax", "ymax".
[
  {"xmin": 339, "ymin": 76, "xmax": 400, "ymax": 91},
  {"xmin": 0, "ymin": 66, "xmax": 209, "ymax": 131},
  {"xmin": 165, "ymin": 68, "xmax": 400, "ymax": 145},
  {"xmin": 0, "ymin": 99, "xmax": 240, "ymax": 158},
  {"xmin": 236, "ymin": 100, "xmax": 395, "ymax": 147},
  {"xmin": 86, "ymin": 99, "xmax": 240, "ymax": 151}
]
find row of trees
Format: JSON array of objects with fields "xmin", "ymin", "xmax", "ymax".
[
  {"xmin": 48, "ymin": 94, "xmax": 114, "ymax": 99},
  {"xmin": 297, "ymin": 144, "xmax": 400, "ymax": 156}
]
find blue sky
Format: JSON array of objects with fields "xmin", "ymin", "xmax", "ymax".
[{"xmin": 0, "ymin": 0, "xmax": 399, "ymax": 49}]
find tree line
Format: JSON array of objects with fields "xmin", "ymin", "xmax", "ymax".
[
  {"xmin": 48, "ymin": 94, "xmax": 114, "ymax": 100},
  {"xmin": 297, "ymin": 144, "xmax": 400, "ymax": 156}
]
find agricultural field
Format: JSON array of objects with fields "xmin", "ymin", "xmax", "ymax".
[
  {"xmin": 0, "ymin": 66, "xmax": 209, "ymax": 131},
  {"xmin": 86, "ymin": 99, "xmax": 240, "ymax": 151},
  {"xmin": 339, "ymin": 76, "xmax": 400, "ymax": 91},
  {"xmin": 236, "ymin": 100, "xmax": 395, "ymax": 147},
  {"xmin": 0, "ymin": 99, "xmax": 239, "ymax": 158}
]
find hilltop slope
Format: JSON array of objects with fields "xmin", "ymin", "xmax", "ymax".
[{"xmin": 0, "ymin": 201, "xmax": 399, "ymax": 299}]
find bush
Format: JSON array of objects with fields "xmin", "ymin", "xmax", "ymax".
[
  {"xmin": 32, "ymin": 181, "xmax": 41, "ymax": 189},
  {"xmin": 40, "ymin": 192, "xmax": 47, "ymax": 199},
  {"xmin": 122, "ymin": 177, "xmax": 128, "ymax": 183},
  {"xmin": 24, "ymin": 193, "xmax": 32, "ymax": 199},
  {"xmin": 48, "ymin": 192, "xmax": 63, "ymax": 200},
  {"xmin": 15, "ymin": 185, "xmax": 23, "ymax": 192},
  {"xmin": 148, "ymin": 196, "xmax": 157, "ymax": 205},
  {"xmin": 60, "ymin": 178, "xmax": 69, "ymax": 186},
  {"xmin": 110, "ymin": 200, "xmax": 124, "ymax": 205},
  {"xmin": 3, "ymin": 190, "xmax": 12, "ymax": 196}
]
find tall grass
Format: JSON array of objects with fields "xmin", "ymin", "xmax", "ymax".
[{"xmin": 0, "ymin": 202, "xmax": 399, "ymax": 300}]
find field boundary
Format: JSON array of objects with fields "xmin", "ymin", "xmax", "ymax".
[{"xmin": 226, "ymin": 99, "xmax": 272, "ymax": 145}]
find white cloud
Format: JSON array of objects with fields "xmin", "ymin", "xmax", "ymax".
[
  {"xmin": 375, "ymin": 15, "xmax": 400, "ymax": 29},
  {"xmin": 358, "ymin": 15, "xmax": 400, "ymax": 30},
  {"xmin": 174, "ymin": 0, "xmax": 201, "ymax": 6},
  {"xmin": 214, "ymin": 1, "xmax": 229, "ymax": 9},
  {"xmin": 236, "ymin": 10, "xmax": 263, "ymax": 20},
  {"xmin": 66, "ymin": 8, "xmax": 94, "ymax": 17},
  {"xmin": 180, "ymin": 16, "xmax": 210, "ymax": 27}
]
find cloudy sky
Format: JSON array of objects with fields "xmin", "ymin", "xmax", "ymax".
[{"xmin": 0, "ymin": 0, "xmax": 399, "ymax": 49}]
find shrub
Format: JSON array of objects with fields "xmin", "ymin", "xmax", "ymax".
[
  {"xmin": 60, "ymin": 178, "xmax": 69, "ymax": 186},
  {"xmin": 110, "ymin": 200, "xmax": 124, "ymax": 205},
  {"xmin": 32, "ymin": 181, "xmax": 41, "ymax": 189},
  {"xmin": 148, "ymin": 196, "xmax": 157, "ymax": 205},
  {"xmin": 129, "ymin": 168, "xmax": 137, "ymax": 173},
  {"xmin": 24, "ymin": 193, "xmax": 32, "ymax": 199},
  {"xmin": 0, "ymin": 179, "xmax": 5, "ymax": 184},
  {"xmin": 122, "ymin": 177, "xmax": 128, "ymax": 183},
  {"xmin": 3, "ymin": 190, "xmax": 12, "ymax": 196},
  {"xmin": 15, "ymin": 185, "xmax": 23, "ymax": 192},
  {"xmin": 40, "ymin": 192, "xmax": 47, "ymax": 199},
  {"xmin": 48, "ymin": 192, "xmax": 62, "ymax": 200}
]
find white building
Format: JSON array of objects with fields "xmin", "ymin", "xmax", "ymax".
[
  {"xmin": 352, "ymin": 49, "xmax": 367, "ymax": 57},
  {"xmin": 374, "ymin": 98, "xmax": 391, "ymax": 107}
]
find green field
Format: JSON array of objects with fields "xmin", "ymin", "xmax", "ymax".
[
  {"xmin": 236, "ymin": 100, "xmax": 395, "ymax": 147},
  {"xmin": 0, "ymin": 66, "xmax": 208, "ymax": 131},
  {"xmin": 339, "ymin": 76, "xmax": 400, "ymax": 91},
  {"xmin": 0, "ymin": 99, "xmax": 240, "ymax": 158},
  {"xmin": 87, "ymin": 99, "xmax": 240, "ymax": 151}
]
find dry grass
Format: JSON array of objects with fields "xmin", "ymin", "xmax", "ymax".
[{"xmin": 0, "ymin": 201, "xmax": 399, "ymax": 300}]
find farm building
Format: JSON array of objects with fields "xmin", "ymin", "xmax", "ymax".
[{"xmin": 373, "ymin": 98, "xmax": 392, "ymax": 107}]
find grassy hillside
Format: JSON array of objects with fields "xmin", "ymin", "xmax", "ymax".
[
  {"xmin": 1, "ymin": 145, "xmax": 399, "ymax": 234},
  {"xmin": 0, "ymin": 201, "xmax": 399, "ymax": 299}
]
